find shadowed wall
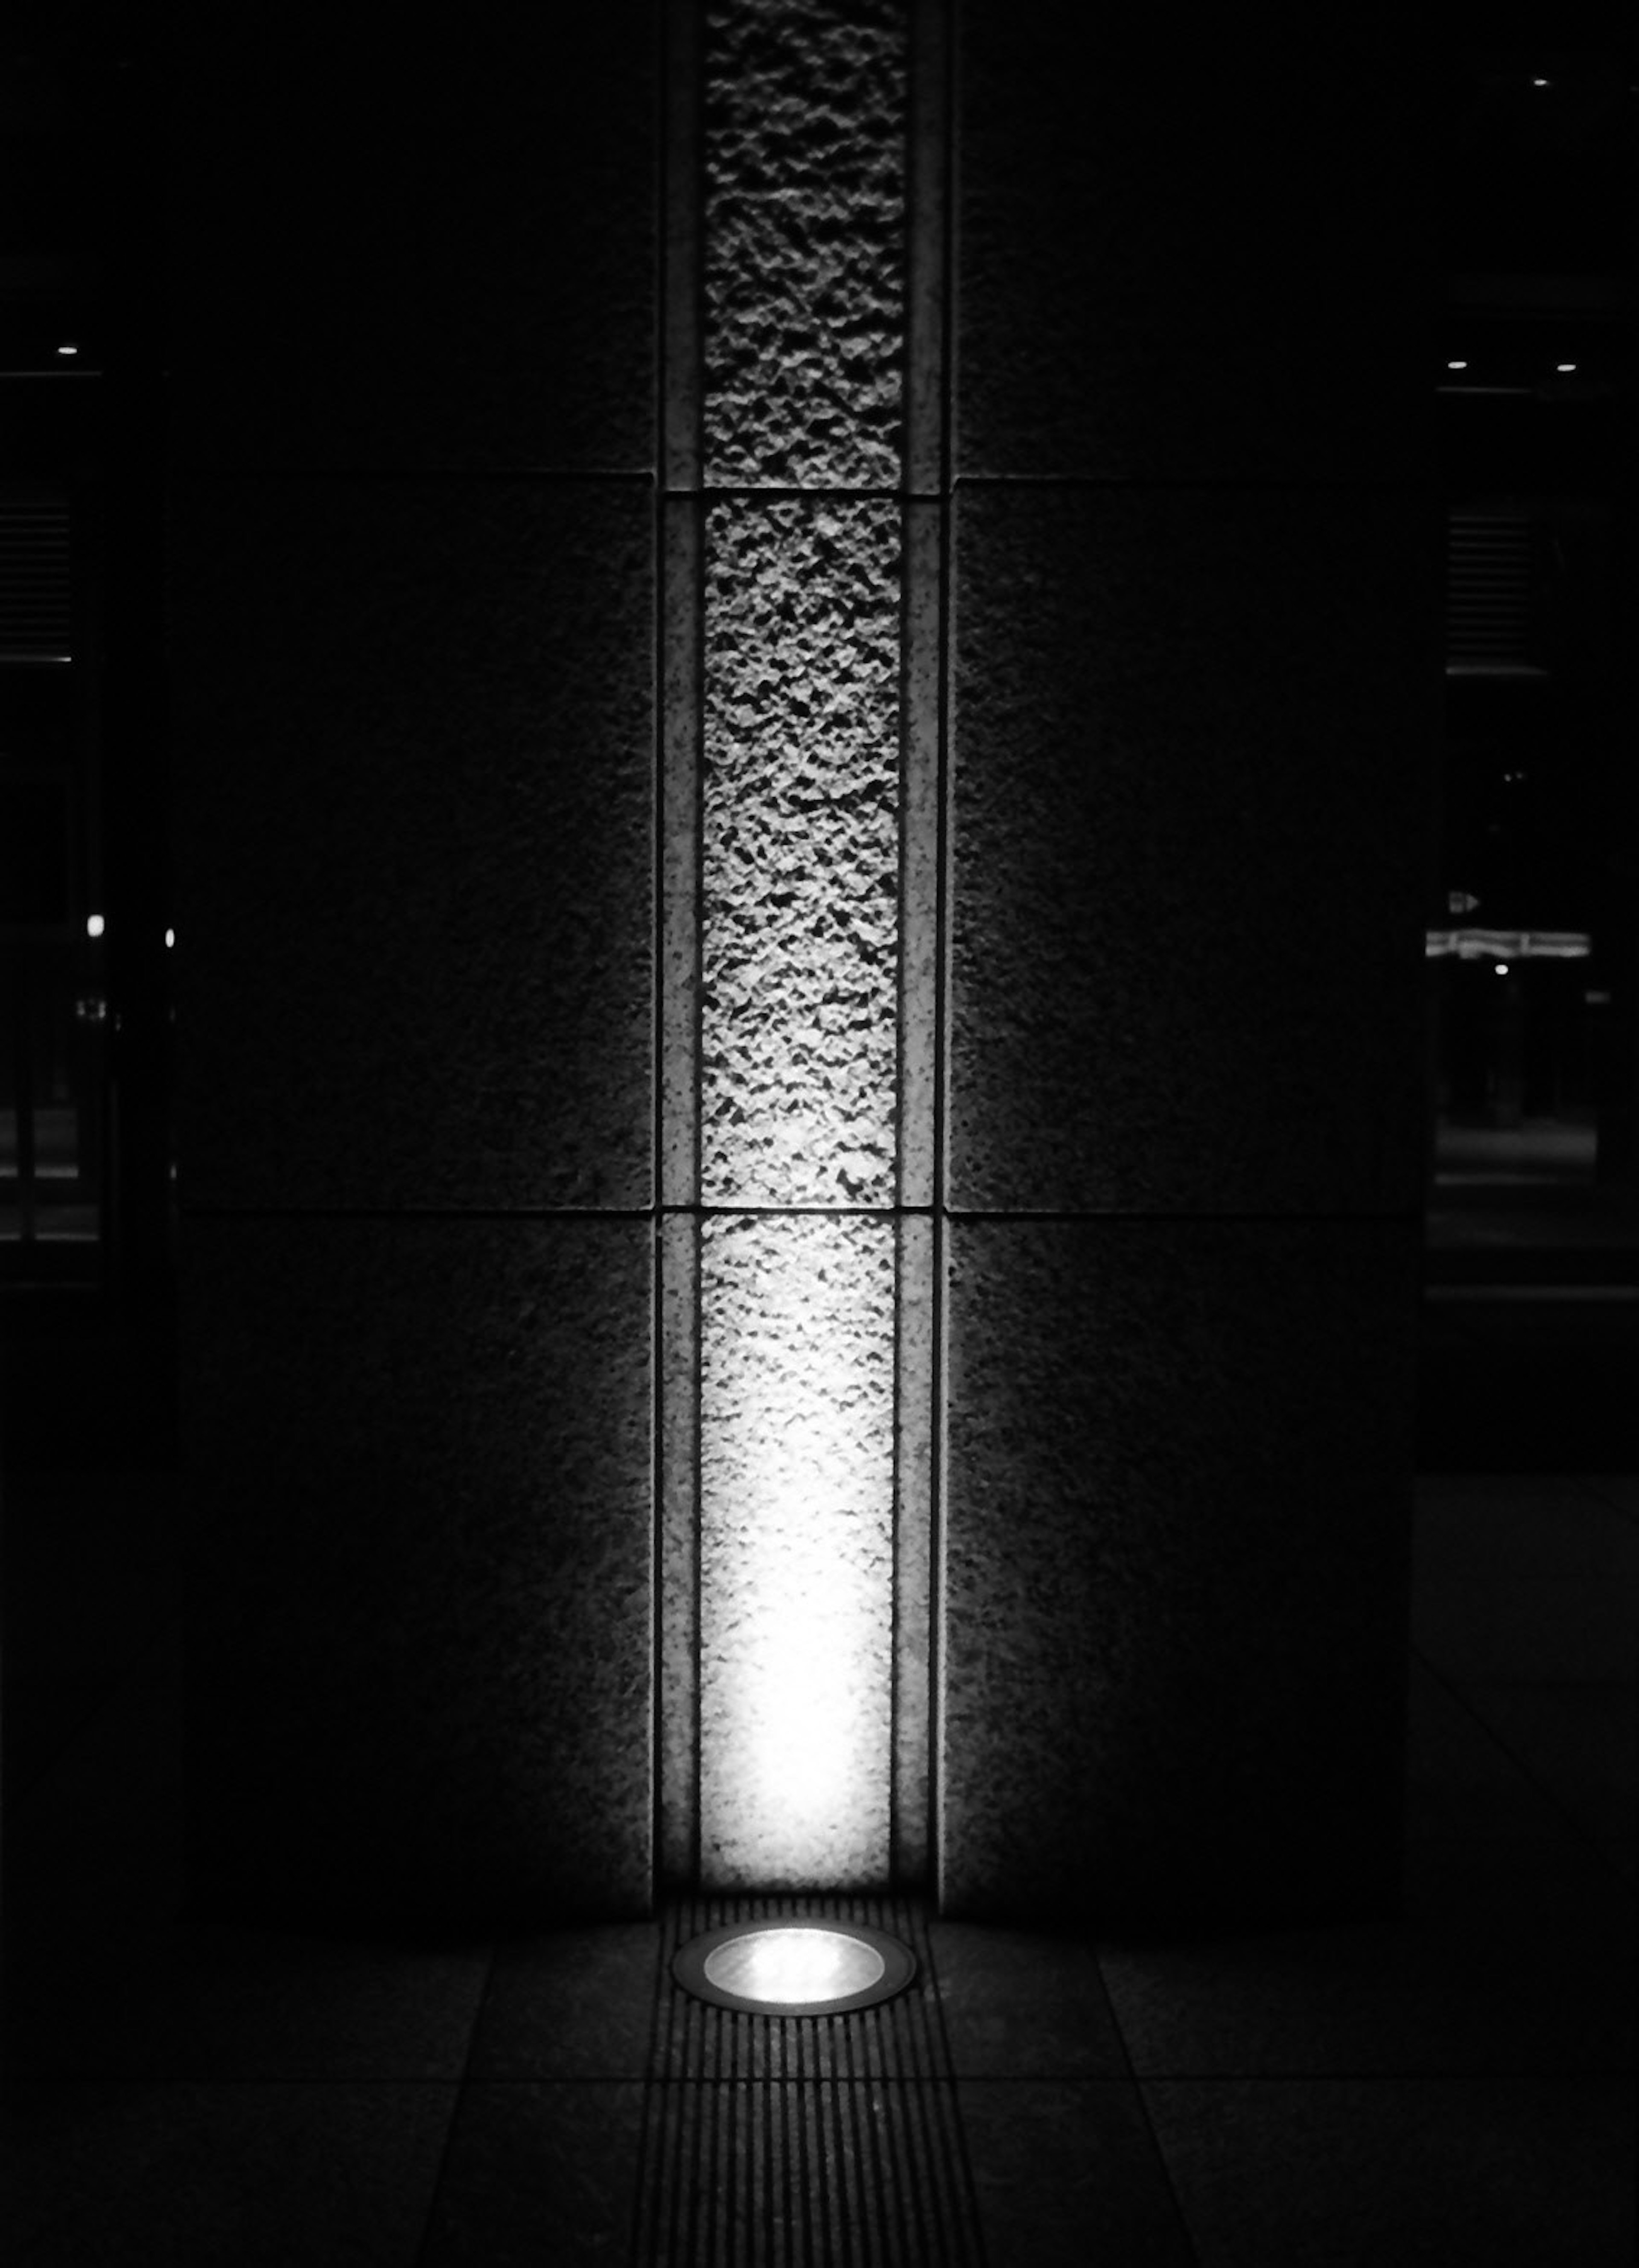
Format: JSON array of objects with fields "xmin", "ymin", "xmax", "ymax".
[{"xmin": 170, "ymin": 13, "xmax": 661, "ymax": 1924}]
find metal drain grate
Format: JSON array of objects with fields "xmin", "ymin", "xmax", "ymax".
[{"xmin": 633, "ymin": 1895, "xmax": 985, "ymax": 2266}]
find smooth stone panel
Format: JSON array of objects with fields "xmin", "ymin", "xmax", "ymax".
[
  {"xmin": 468, "ymin": 1925, "xmax": 662, "ymax": 2079},
  {"xmin": 960, "ymin": 2081, "xmax": 1197, "ymax": 2268},
  {"xmin": 170, "ymin": 477, "xmax": 653, "ymax": 1211},
  {"xmin": 183, "ymin": 1216, "xmax": 652, "ymax": 1929},
  {"xmin": 167, "ymin": 13, "xmax": 657, "ymax": 473},
  {"xmin": 421, "ymin": 2082, "xmax": 647, "ymax": 2266},
  {"xmin": 0, "ymin": 2081, "xmax": 456, "ymax": 2268},
  {"xmin": 949, "ymin": 484, "xmax": 1434, "ymax": 1213},
  {"xmin": 940, "ymin": 1217, "xmax": 1417, "ymax": 1931},
  {"xmin": 955, "ymin": 7, "xmax": 1434, "ymax": 482},
  {"xmin": 1144, "ymin": 2077, "xmax": 1636, "ymax": 2268}
]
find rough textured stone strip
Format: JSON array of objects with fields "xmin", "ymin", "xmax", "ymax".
[
  {"xmin": 659, "ymin": 1211, "xmax": 701, "ymax": 1888},
  {"xmin": 703, "ymin": 0, "xmax": 905, "ymax": 486},
  {"xmin": 702, "ymin": 498, "xmax": 901, "ymax": 1207}
]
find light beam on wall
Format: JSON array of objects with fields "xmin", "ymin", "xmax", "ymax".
[
  {"xmin": 664, "ymin": 0, "xmax": 925, "ymax": 1895},
  {"xmin": 699, "ymin": 1216, "xmax": 895, "ymax": 1886}
]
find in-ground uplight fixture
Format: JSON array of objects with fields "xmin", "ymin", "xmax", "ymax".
[{"xmin": 672, "ymin": 1920, "xmax": 916, "ymax": 2017}]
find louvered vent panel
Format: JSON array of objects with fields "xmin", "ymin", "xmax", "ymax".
[
  {"xmin": 1447, "ymin": 513, "xmax": 1534, "ymax": 667},
  {"xmin": 0, "ymin": 499, "xmax": 73, "ymax": 660}
]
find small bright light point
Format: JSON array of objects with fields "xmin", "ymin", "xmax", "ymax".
[
  {"xmin": 1531, "ymin": 76, "xmax": 1550, "ymax": 87},
  {"xmin": 86, "ymin": 913, "xmax": 105, "ymax": 938},
  {"xmin": 164, "ymin": 927, "xmax": 176, "ymax": 949},
  {"xmin": 673, "ymin": 1920, "xmax": 916, "ymax": 2017},
  {"xmin": 58, "ymin": 342, "xmax": 78, "ymax": 356},
  {"xmin": 1556, "ymin": 361, "xmax": 1576, "ymax": 373},
  {"xmin": 1447, "ymin": 359, "xmax": 1468, "ymax": 370},
  {"xmin": 1495, "ymin": 963, "xmax": 1510, "ymax": 977}
]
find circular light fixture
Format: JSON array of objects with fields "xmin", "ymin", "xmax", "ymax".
[{"xmin": 672, "ymin": 1920, "xmax": 916, "ymax": 2017}]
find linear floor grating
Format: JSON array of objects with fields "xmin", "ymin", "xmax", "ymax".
[{"xmin": 632, "ymin": 1895, "xmax": 985, "ymax": 2266}]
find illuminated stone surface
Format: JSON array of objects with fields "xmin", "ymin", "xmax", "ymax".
[
  {"xmin": 702, "ymin": 499, "xmax": 901, "ymax": 1207},
  {"xmin": 948, "ymin": 483, "xmax": 1431, "ymax": 1213},
  {"xmin": 170, "ymin": 476, "xmax": 654, "ymax": 1210},
  {"xmin": 704, "ymin": 0, "xmax": 904, "ymax": 487},
  {"xmin": 940, "ymin": 1216, "xmax": 1417, "ymax": 1929},
  {"xmin": 700, "ymin": 1216, "xmax": 895, "ymax": 1887},
  {"xmin": 184, "ymin": 1216, "xmax": 653, "ymax": 1925}
]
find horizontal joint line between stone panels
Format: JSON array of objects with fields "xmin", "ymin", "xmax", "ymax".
[
  {"xmin": 661, "ymin": 485, "xmax": 937, "ymax": 503},
  {"xmin": 180, "ymin": 1205, "xmax": 1422, "ymax": 1225},
  {"xmin": 942, "ymin": 1208, "xmax": 1426, "ymax": 1224},
  {"xmin": 170, "ymin": 466, "xmax": 659, "ymax": 485},
  {"xmin": 179, "ymin": 1206, "xmax": 665, "ymax": 1223},
  {"xmin": 950, "ymin": 473, "xmax": 1436, "ymax": 493},
  {"xmin": 662, "ymin": 1204, "xmax": 930, "ymax": 1220}
]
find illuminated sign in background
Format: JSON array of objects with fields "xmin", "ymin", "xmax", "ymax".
[{"xmin": 663, "ymin": 0, "xmax": 926, "ymax": 1890}]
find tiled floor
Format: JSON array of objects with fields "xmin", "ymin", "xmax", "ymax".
[{"xmin": 3, "ymin": 1467, "xmax": 1634, "ymax": 2265}]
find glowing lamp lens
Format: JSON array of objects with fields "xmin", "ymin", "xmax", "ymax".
[
  {"xmin": 673, "ymin": 1918, "xmax": 916, "ymax": 2016},
  {"xmin": 704, "ymin": 1926, "xmax": 884, "ymax": 2006}
]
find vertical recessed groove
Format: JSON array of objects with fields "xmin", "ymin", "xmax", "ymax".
[
  {"xmin": 929, "ymin": 0, "xmax": 956, "ymax": 1916},
  {"xmin": 660, "ymin": 1211, "xmax": 700, "ymax": 1887},
  {"xmin": 662, "ymin": 499, "xmax": 703, "ymax": 1210},
  {"xmin": 660, "ymin": 0, "xmax": 705, "ymax": 1901},
  {"xmin": 664, "ymin": 0, "xmax": 703, "ymax": 493}
]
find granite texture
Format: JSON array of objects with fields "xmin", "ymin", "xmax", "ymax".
[
  {"xmin": 955, "ymin": 6, "xmax": 1435, "ymax": 482},
  {"xmin": 183, "ymin": 1215, "xmax": 653, "ymax": 1927},
  {"xmin": 702, "ymin": 498, "xmax": 901, "ymax": 1206},
  {"xmin": 949, "ymin": 483, "xmax": 1435, "ymax": 1214},
  {"xmin": 169, "ymin": 476, "xmax": 653, "ymax": 1211},
  {"xmin": 704, "ymin": 0, "xmax": 905, "ymax": 486},
  {"xmin": 167, "ymin": 13, "xmax": 658, "ymax": 474},
  {"xmin": 699, "ymin": 1215, "xmax": 896, "ymax": 1888},
  {"xmin": 939, "ymin": 1216, "xmax": 1418, "ymax": 1930}
]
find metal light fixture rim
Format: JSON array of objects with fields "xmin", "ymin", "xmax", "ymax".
[{"xmin": 671, "ymin": 1917, "xmax": 918, "ymax": 2017}]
